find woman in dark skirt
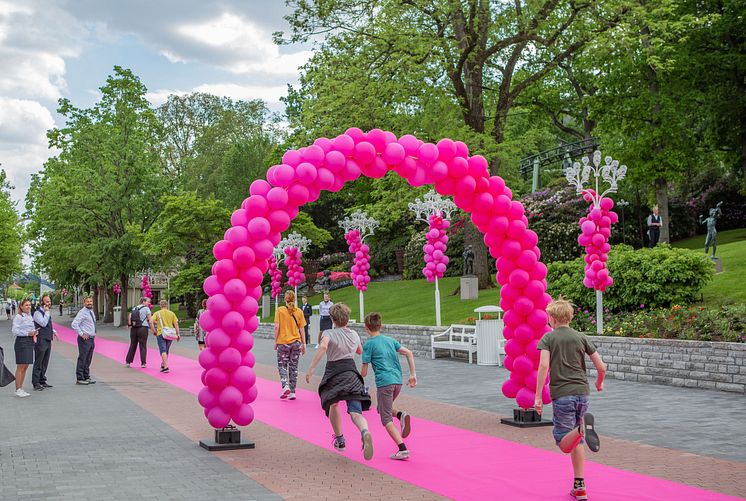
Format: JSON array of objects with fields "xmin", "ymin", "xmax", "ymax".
[
  {"xmin": 305, "ymin": 302, "xmax": 374, "ymax": 460},
  {"xmin": 316, "ymin": 292, "xmax": 334, "ymax": 347},
  {"xmin": 11, "ymin": 299, "xmax": 37, "ymax": 398}
]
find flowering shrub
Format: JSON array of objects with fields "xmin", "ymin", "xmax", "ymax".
[
  {"xmin": 547, "ymin": 244, "xmax": 713, "ymax": 311},
  {"xmin": 315, "ymin": 271, "xmax": 351, "ymax": 282},
  {"xmin": 572, "ymin": 304, "xmax": 746, "ymax": 343}
]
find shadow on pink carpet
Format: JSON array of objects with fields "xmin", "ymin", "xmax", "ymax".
[{"xmin": 56, "ymin": 326, "xmax": 743, "ymax": 501}]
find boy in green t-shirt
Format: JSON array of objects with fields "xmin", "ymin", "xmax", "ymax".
[
  {"xmin": 534, "ymin": 297, "xmax": 607, "ymax": 501},
  {"xmin": 361, "ymin": 312, "xmax": 417, "ymax": 460}
]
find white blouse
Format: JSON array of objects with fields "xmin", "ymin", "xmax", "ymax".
[{"xmin": 12, "ymin": 313, "xmax": 36, "ymax": 337}]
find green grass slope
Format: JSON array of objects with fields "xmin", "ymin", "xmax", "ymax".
[{"xmin": 673, "ymin": 228, "xmax": 746, "ymax": 306}]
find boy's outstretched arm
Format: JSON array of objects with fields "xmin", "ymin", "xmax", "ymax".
[
  {"xmin": 398, "ymin": 346, "xmax": 417, "ymax": 387},
  {"xmin": 534, "ymin": 350, "xmax": 550, "ymax": 414},
  {"xmin": 361, "ymin": 362, "xmax": 369, "ymax": 377},
  {"xmin": 590, "ymin": 352, "xmax": 606, "ymax": 391}
]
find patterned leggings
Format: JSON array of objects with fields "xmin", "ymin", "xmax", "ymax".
[{"xmin": 277, "ymin": 342, "xmax": 302, "ymax": 391}]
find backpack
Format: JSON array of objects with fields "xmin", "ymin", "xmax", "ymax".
[{"xmin": 131, "ymin": 305, "xmax": 146, "ymax": 328}]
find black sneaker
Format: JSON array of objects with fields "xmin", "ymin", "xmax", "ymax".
[
  {"xmin": 33, "ymin": 386, "xmax": 44, "ymax": 391},
  {"xmin": 333, "ymin": 435, "xmax": 346, "ymax": 452},
  {"xmin": 42, "ymin": 383, "xmax": 53, "ymax": 388},
  {"xmin": 160, "ymin": 367, "xmax": 169, "ymax": 373},
  {"xmin": 85, "ymin": 379, "xmax": 96, "ymax": 384},
  {"xmin": 583, "ymin": 413, "xmax": 600, "ymax": 452}
]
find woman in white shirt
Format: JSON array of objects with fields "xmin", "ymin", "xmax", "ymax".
[{"xmin": 12, "ymin": 299, "xmax": 37, "ymax": 397}]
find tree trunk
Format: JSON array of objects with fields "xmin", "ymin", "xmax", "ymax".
[
  {"xmin": 655, "ymin": 178, "xmax": 670, "ymax": 244},
  {"xmin": 119, "ymin": 274, "xmax": 129, "ymax": 326},
  {"xmin": 104, "ymin": 287, "xmax": 114, "ymax": 323},
  {"xmin": 463, "ymin": 219, "xmax": 493, "ymax": 288}
]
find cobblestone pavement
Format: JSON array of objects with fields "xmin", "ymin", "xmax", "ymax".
[{"xmin": 2, "ymin": 313, "xmax": 745, "ymax": 500}]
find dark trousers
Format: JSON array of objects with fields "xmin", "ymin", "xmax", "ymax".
[
  {"xmin": 32, "ymin": 337, "xmax": 52, "ymax": 386},
  {"xmin": 304, "ymin": 317, "xmax": 311, "ymax": 344},
  {"xmin": 76, "ymin": 336, "xmax": 95, "ymax": 381},
  {"xmin": 126, "ymin": 327, "xmax": 149, "ymax": 364},
  {"xmin": 648, "ymin": 228, "xmax": 660, "ymax": 247}
]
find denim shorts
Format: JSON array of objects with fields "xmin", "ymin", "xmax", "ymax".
[
  {"xmin": 552, "ymin": 394, "xmax": 590, "ymax": 446},
  {"xmin": 346, "ymin": 400, "xmax": 363, "ymax": 414},
  {"xmin": 156, "ymin": 335, "xmax": 172, "ymax": 355}
]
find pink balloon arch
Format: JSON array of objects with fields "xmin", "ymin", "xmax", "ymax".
[{"xmin": 198, "ymin": 128, "xmax": 552, "ymax": 429}]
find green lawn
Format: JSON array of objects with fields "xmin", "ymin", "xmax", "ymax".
[
  {"xmin": 262, "ymin": 276, "xmax": 502, "ymax": 326},
  {"xmin": 673, "ymin": 228, "xmax": 746, "ymax": 306}
]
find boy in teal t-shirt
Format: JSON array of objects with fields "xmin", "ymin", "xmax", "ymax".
[{"xmin": 361, "ymin": 312, "xmax": 417, "ymax": 460}]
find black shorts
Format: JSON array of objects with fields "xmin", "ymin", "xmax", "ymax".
[
  {"xmin": 319, "ymin": 316, "xmax": 333, "ymax": 332},
  {"xmin": 14, "ymin": 336, "xmax": 34, "ymax": 365}
]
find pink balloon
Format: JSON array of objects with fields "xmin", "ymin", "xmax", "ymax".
[
  {"xmin": 332, "ymin": 134, "xmax": 355, "ymax": 155},
  {"xmin": 504, "ymin": 339, "xmax": 525, "ymax": 359},
  {"xmin": 223, "ymin": 279, "xmax": 247, "ymax": 303},
  {"xmin": 198, "ymin": 348, "xmax": 219, "ymax": 370},
  {"xmin": 398, "ymin": 134, "xmax": 420, "ymax": 155},
  {"xmin": 219, "ymin": 386, "xmax": 243, "ymax": 412},
  {"xmin": 230, "ymin": 209, "xmax": 249, "ymax": 227},
  {"xmin": 218, "ymin": 347, "xmax": 242, "ymax": 372},
  {"xmin": 232, "ymin": 403, "xmax": 255, "ymax": 426},
  {"xmin": 516, "ymin": 387, "xmax": 535, "ymax": 410},
  {"xmin": 206, "ymin": 328, "xmax": 230, "ymax": 351},
  {"xmin": 245, "ymin": 195, "xmax": 269, "ymax": 216},
  {"xmin": 207, "ymin": 406, "xmax": 231, "ymax": 429},
  {"xmin": 513, "ymin": 355, "xmax": 534, "ymax": 375},
  {"xmin": 205, "ymin": 367, "xmax": 229, "ymax": 391},
  {"xmin": 353, "ymin": 141, "xmax": 377, "ymax": 165},
  {"xmin": 418, "ymin": 143, "xmax": 438, "ymax": 165},
  {"xmin": 232, "ymin": 247, "xmax": 256, "ymax": 269},
  {"xmin": 231, "ymin": 366, "xmax": 257, "ymax": 388},
  {"xmin": 249, "ymin": 180, "xmax": 271, "ymax": 197},
  {"xmin": 502, "ymin": 378, "xmax": 521, "ymax": 399},
  {"xmin": 203, "ymin": 275, "xmax": 222, "ymax": 296},
  {"xmin": 282, "ymin": 150, "xmax": 302, "ymax": 166},
  {"xmin": 198, "ymin": 387, "xmax": 219, "ymax": 408}
]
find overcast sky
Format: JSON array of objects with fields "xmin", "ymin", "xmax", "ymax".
[{"xmin": 0, "ymin": 0, "xmax": 310, "ymax": 206}]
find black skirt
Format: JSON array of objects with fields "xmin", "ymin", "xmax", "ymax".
[
  {"xmin": 319, "ymin": 316, "xmax": 333, "ymax": 332},
  {"xmin": 14, "ymin": 336, "xmax": 34, "ymax": 365}
]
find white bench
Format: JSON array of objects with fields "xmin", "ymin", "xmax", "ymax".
[{"xmin": 431, "ymin": 324, "xmax": 478, "ymax": 364}]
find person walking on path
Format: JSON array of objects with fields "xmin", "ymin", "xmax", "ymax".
[
  {"xmin": 32, "ymin": 294, "xmax": 58, "ymax": 391},
  {"xmin": 12, "ymin": 299, "xmax": 37, "ymax": 397},
  {"xmin": 11, "ymin": 299, "xmax": 17, "ymax": 316},
  {"xmin": 195, "ymin": 299, "xmax": 208, "ymax": 351},
  {"xmin": 126, "ymin": 297, "xmax": 153, "ymax": 368},
  {"xmin": 151, "ymin": 300, "xmax": 180, "ymax": 373},
  {"xmin": 58, "ymin": 298, "xmax": 64, "ymax": 316},
  {"xmin": 360, "ymin": 312, "xmax": 417, "ymax": 460},
  {"xmin": 301, "ymin": 295, "xmax": 312, "ymax": 345},
  {"xmin": 316, "ymin": 292, "xmax": 333, "ymax": 347},
  {"xmin": 305, "ymin": 303, "xmax": 374, "ymax": 460},
  {"xmin": 274, "ymin": 290, "xmax": 306, "ymax": 400},
  {"xmin": 534, "ymin": 297, "xmax": 607, "ymax": 501},
  {"xmin": 5, "ymin": 300, "xmax": 11, "ymax": 320},
  {"xmin": 646, "ymin": 206, "xmax": 663, "ymax": 247},
  {"xmin": 71, "ymin": 297, "xmax": 97, "ymax": 385}
]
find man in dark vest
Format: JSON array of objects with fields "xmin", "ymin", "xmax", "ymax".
[
  {"xmin": 32, "ymin": 294, "xmax": 58, "ymax": 391},
  {"xmin": 646, "ymin": 205, "xmax": 663, "ymax": 247}
]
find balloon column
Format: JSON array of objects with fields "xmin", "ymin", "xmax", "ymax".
[
  {"xmin": 113, "ymin": 282, "xmax": 121, "ymax": 307},
  {"xmin": 409, "ymin": 190, "xmax": 457, "ymax": 326},
  {"xmin": 199, "ymin": 128, "xmax": 553, "ymax": 432},
  {"xmin": 565, "ymin": 150, "xmax": 627, "ymax": 334},
  {"xmin": 340, "ymin": 210, "xmax": 379, "ymax": 320},
  {"xmin": 268, "ymin": 255, "xmax": 283, "ymax": 302},
  {"xmin": 141, "ymin": 274, "xmax": 152, "ymax": 299},
  {"xmin": 278, "ymin": 232, "xmax": 311, "ymax": 297}
]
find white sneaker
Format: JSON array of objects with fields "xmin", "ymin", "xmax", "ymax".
[
  {"xmin": 280, "ymin": 387, "xmax": 291, "ymax": 399},
  {"xmin": 15, "ymin": 389, "xmax": 29, "ymax": 398},
  {"xmin": 390, "ymin": 449, "xmax": 410, "ymax": 460},
  {"xmin": 288, "ymin": 392, "xmax": 296, "ymax": 400}
]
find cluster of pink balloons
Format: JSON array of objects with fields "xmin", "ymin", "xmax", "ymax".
[
  {"xmin": 112, "ymin": 282, "xmax": 121, "ymax": 296},
  {"xmin": 198, "ymin": 127, "xmax": 551, "ymax": 427},
  {"xmin": 268, "ymin": 256, "xmax": 283, "ymax": 298},
  {"xmin": 345, "ymin": 230, "xmax": 372, "ymax": 292},
  {"xmin": 141, "ymin": 275, "xmax": 152, "ymax": 299},
  {"xmin": 578, "ymin": 191, "xmax": 618, "ymax": 292},
  {"xmin": 283, "ymin": 246, "xmax": 305, "ymax": 288},
  {"xmin": 422, "ymin": 214, "xmax": 450, "ymax": 282}
]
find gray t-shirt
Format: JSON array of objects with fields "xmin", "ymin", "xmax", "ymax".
[{"xmin": 323, "ymin": 327, "xmax": 361, "ymax": 361}]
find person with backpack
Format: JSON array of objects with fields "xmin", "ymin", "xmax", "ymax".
[
  {"xmin": 125, "ymin": 297, "xmax": 153, "ymax": 368},
  {"xmin": 274, "ymin": 290, "xmax": 306, "ymax": 400}
]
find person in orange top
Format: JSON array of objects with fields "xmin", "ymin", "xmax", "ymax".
[{"xmin": 274, "ymin": 290, "xmax": 307, "ymax": 400}]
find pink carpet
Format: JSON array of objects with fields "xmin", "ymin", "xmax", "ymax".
[{"xmin": 57, "ymin": 326, "xmax": 743, "ymax": 501}]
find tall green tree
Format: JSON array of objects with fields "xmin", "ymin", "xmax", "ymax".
[
  {"xmin": 26, "ymin": 66, "xmax": 165, "ymax": 323},
  {"xmin": 0, "ymin": 171, "xmax": 22, "ymax": 284}
]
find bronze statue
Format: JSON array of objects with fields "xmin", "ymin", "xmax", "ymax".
[
  {"xmin": 699, "ymin": 201, "xmax": 723, "ymax": 257},
  {"xmin": 462, "ymin": 245, "xmax": 475, "ymax": 276}
]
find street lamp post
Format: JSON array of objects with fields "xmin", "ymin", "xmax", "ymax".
[
  {"xmin": 565, "ymin": 150, "xmax": 627, "ymax": 335},
  {"xmin": 408, "ymin": 190, "xmax": 457, "ymax": 327},
  {"xmin": 339, "ymin": 210, "xmax": 379, "ymax": 322}
]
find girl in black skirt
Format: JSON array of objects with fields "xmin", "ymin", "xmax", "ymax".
[{"xmin": 11, "ymin": 299, "xmax": 37, "ymax": 397}]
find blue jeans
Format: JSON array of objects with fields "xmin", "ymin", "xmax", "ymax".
[
  {"xmin": 346, "ymin": 400, "xmax": 363, "ymax": 414},
  {"xmin": 156, "ymin": 335, "xmax": 172, "ymax": 355},
  {"xmin": 552, "ymin": 395, "xmax": 589, "ymax": 446}
]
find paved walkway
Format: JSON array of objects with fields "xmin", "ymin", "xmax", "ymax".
[{"xmin": 1, "ymin": 312, "xmax": 745, "ymax": 500}]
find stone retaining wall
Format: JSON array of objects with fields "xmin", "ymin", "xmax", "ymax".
[{"xmin": 253, "ymin": 323, "xmax": 746, "ymax": 393}]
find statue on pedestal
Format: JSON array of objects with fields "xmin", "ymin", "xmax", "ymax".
[
  {"xmin": 462, "ymin": 245, "xmax": 475, "ymax": 276},
  {"xmin": 699, "ymin": 201, "xmax": 723, "ymax": 257}
]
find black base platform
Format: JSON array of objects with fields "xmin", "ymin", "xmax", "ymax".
[
  {"xmin": 199, "ymin": 425, "xmax": 255, "ymax": 451},
  {"xmin": 500, "ymin": 408, "xmax": 553, "ymax": 428}
]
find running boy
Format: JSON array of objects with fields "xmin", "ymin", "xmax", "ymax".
[
  {"xmin": 360, "ymin": 312, "xmax": 417, "ymax": 460},
  {"xmin": 534, "ymin": 297, "xmax": 606, "ymax": 501}
]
